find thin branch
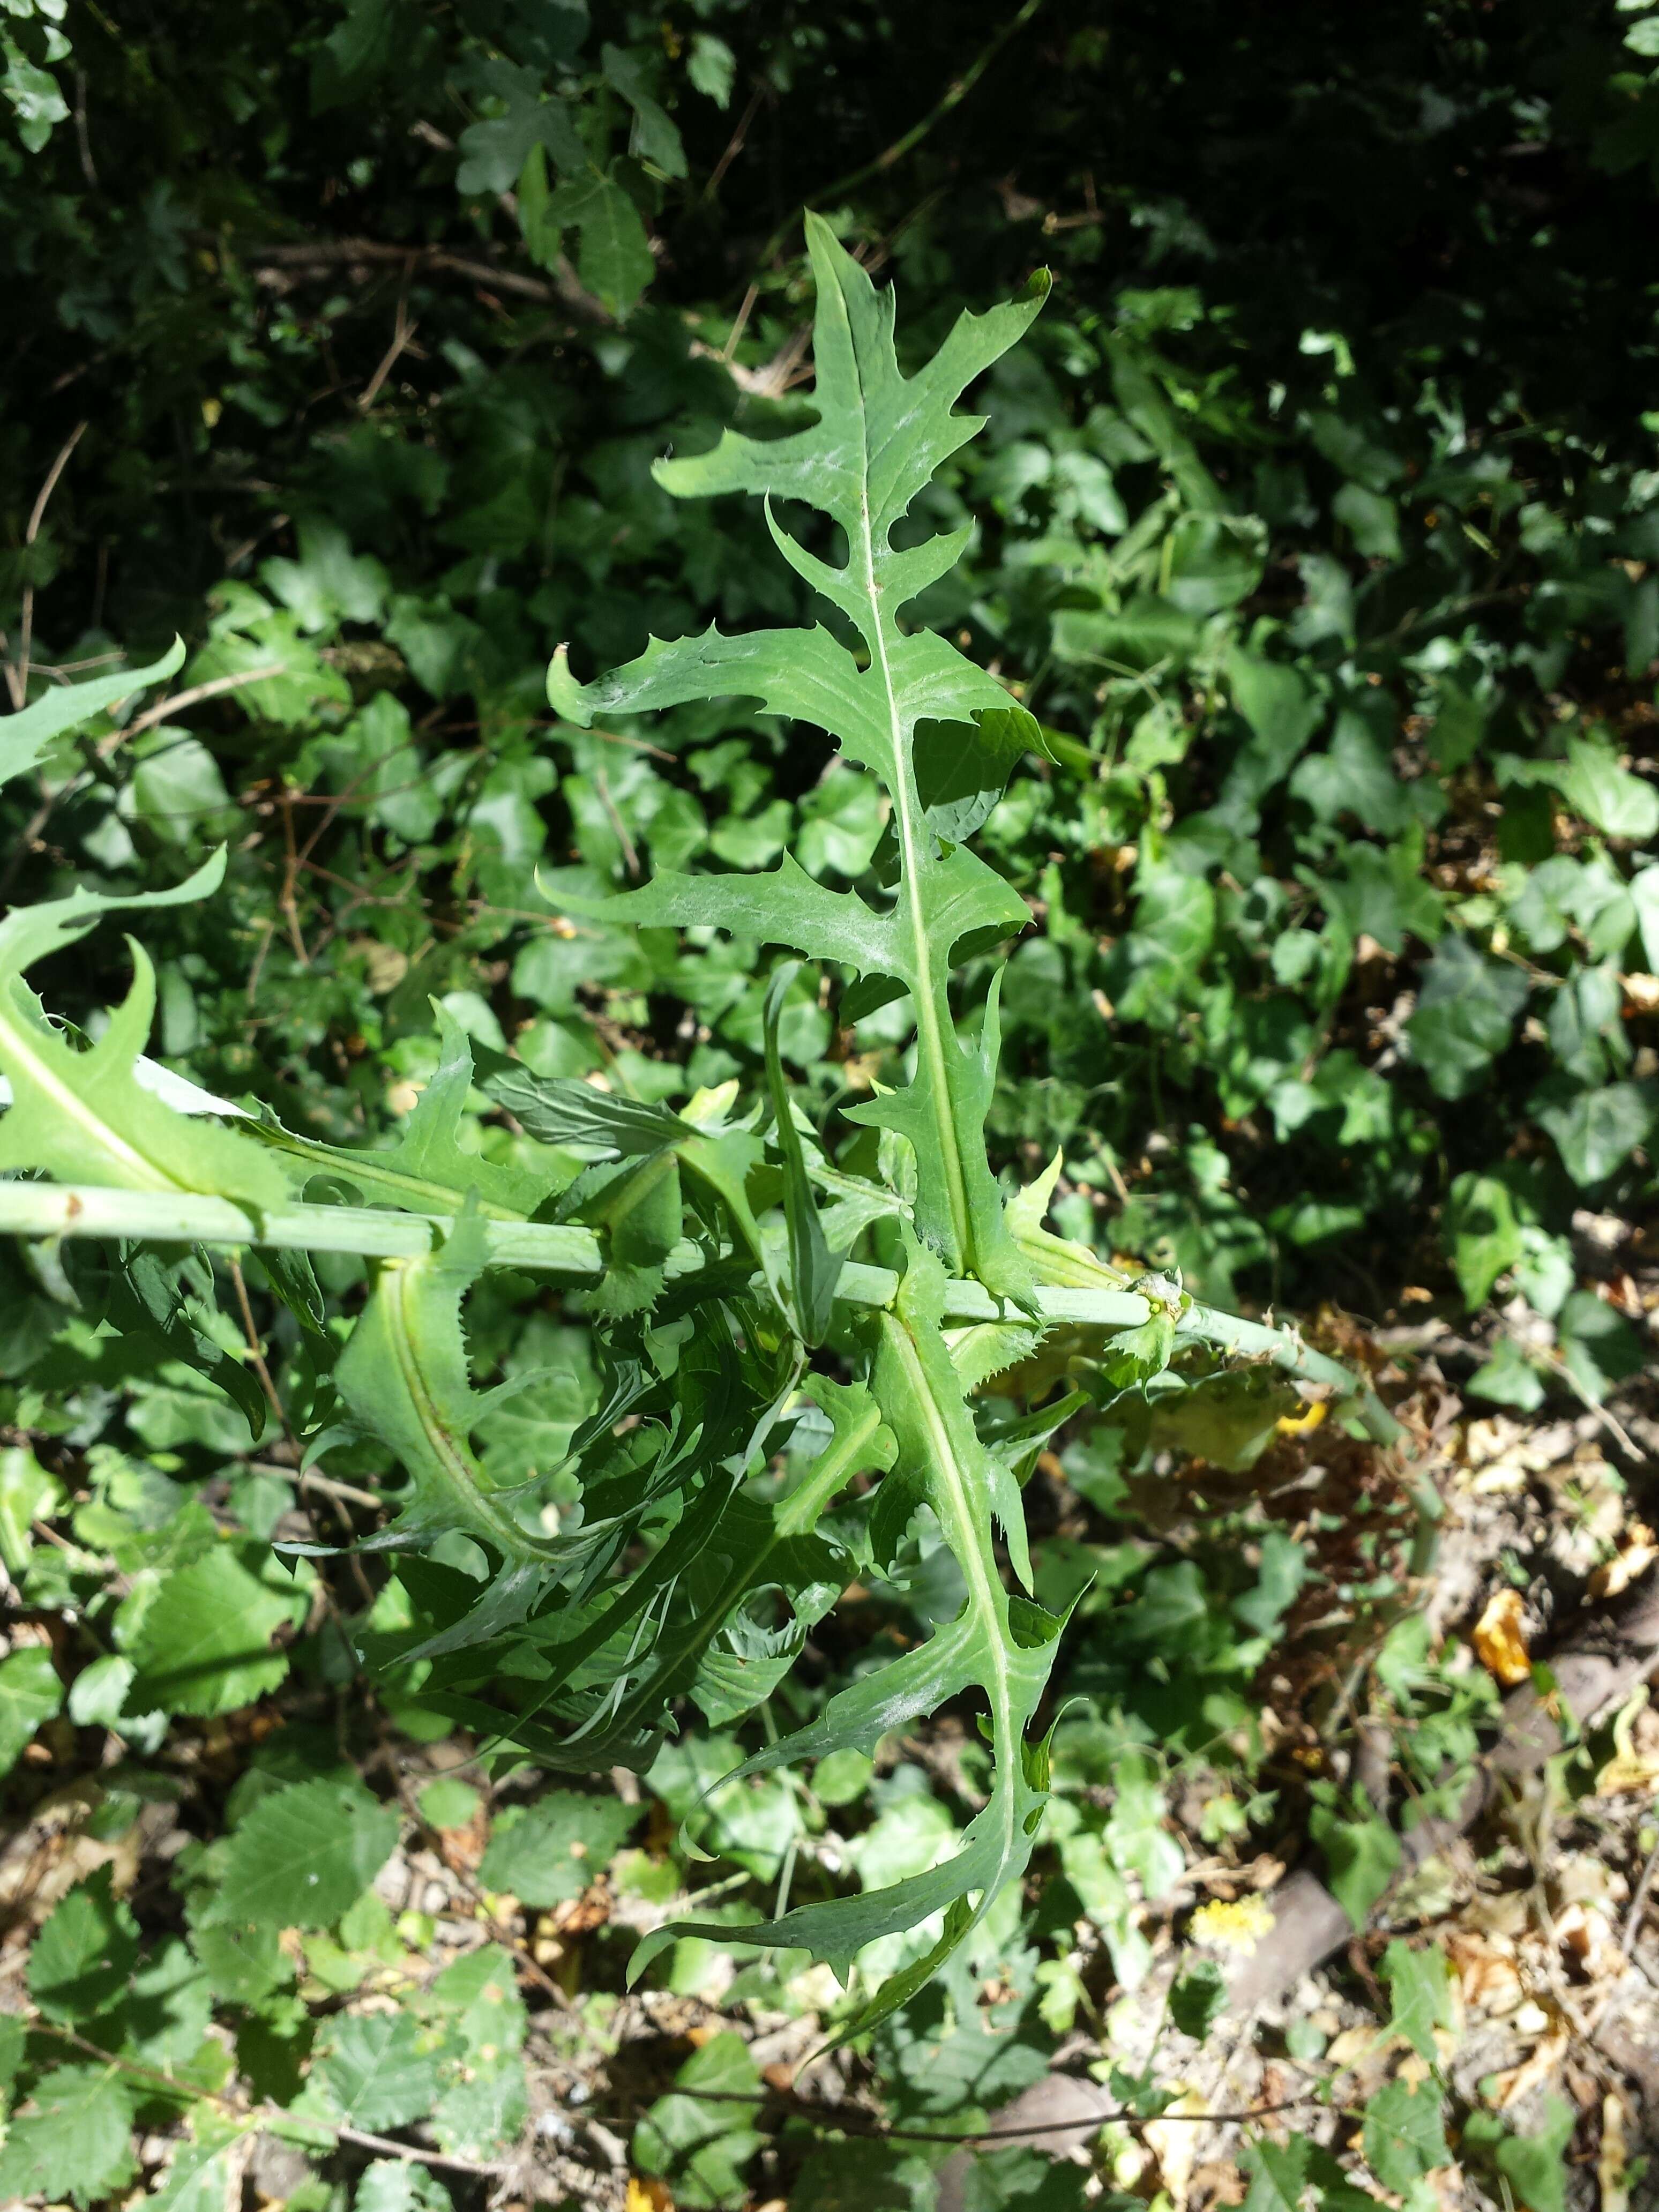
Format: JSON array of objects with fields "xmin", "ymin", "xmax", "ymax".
[
  {"xmin": 705, "ymin": 80, "xmax": 765, "ymax": 199},
  {"xmin": 331, "ymin": 2124, "xmax": 512, "ymax": 2178},
  {"xmin": 237, "ymin": 235, "xmax": 609, "ymax": 320},
  {"xmin": 100, "ymin": 664, "xmax": 287, "ymax": 755},
  {"xmin": 359, "ymin": 294, "xmax": 422, "ymax": 412},
  {"xmin": 8, "ymin": 423, "xmax": 88, "ymax": 709},
  {"xmin": 246, "ymin": 1461, "xmax": 386, "ymax": 1513}
]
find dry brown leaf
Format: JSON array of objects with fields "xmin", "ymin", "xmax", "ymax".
[
  {"xmin": 1589, "ymin": 1521, "xmax": 1658, "ymax": 1601},
  {"xmin": 549, "ymin": 1880, "xmax": 613, "ymax": 1935},
  {"xmin": 1553, "ymin": 1900, "xmax": 1621, "ymax": 1982},
  {"xmin": 1144, "ymin": 2089, "xmax": 1207, "ymax": 2212},
  {"xmin": 1446, "ymin": 1930, "xmax": 1525, "ymax": 2018},
  {"xmin": 1473, "ymin": 1587, "xmax": 1533, "ymax": 1687},
  {"xmin": 1491, "ymin": 2022, "xmax": 1569, "ymax": 2109},
  {"xmin": 1188, "ymin": 2161, "xmax": 1248, "ymax": 2209},
  {"xmin": 1598, "ymin": 2091, "xmax": 1632, "ymax": 2212}
]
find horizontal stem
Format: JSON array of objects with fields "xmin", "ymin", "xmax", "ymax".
[
  {"xmin": 0, "ymin": 1182, "xmax": 1394, "ymax": 1439},
  {"xmin": 0, "ymin": 1181, "xmax": 607, "ymax": 1273}
]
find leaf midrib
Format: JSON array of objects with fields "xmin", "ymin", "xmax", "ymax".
[
  {"xmin": 0, "ymin": 996, "xmax": 173, "ymax": 1190},
  {"xmin": 880, "ymin": 1309, "xmax": 1019, "ymax": 1894},
  {"xmin": 382, "ymin": 1259, "xmax": 552, "ymax": 1564},
  {"xmin": 838, "ymin": 310, "xmax": 974, "ymax": 1269}
]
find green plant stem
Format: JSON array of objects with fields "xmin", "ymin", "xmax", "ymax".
[
  {"xmin": 0, "ymin": 1180, "xmax": 1395, "ymax": 1436},
  {"xmin": 855, "ymin": 434, "xmax": 976, "ymax": 1274}
]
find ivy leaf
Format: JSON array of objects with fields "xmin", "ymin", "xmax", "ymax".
[
  {"xmin": 1224, "ymin": 647, "xmax": 1325, "ymax": 805},
  {"xmin": 206, "ymin": 1775, "xmax": 399, "ymax": 1932},
  {"xmin": 1318, "ymin": 831, "xmax": 1444, "ymax": 954},
  {"xmin": 455, "ymin": 61, "xmax": 582, "ymax": 194},
  {"xmin": 1112, "ymin": 859, "xmax": 1215, "ymax": 1025},
  {"xmin": 601, "ymin": 43, "xmax": 686, "ymax": 176},
  {"xmin": 1631, "ymin": 863, "xmax": 1659, "ymax": 970},
  {"xmin": 1169, "ymin": 1957, "xmax": 1228, "ymax": 2040},
  {"xmin": 1537, "ymin": 1080, "xmax": 1656, "ymax": 1186},
  {"xmin": 1105, "ymin": 1749, "xmax": 1183, "ymax": 1900},
  {"xmin": 0, "ymin": 2064, "xmax": 138, "ymax": 2207},
  {"xmin": 1549, "ymin": 734, "xmax": 1659, "ymax": 841},
  {"xmin": 1558, "ymin": 1287, "xmax": 1646, "ymax": 1402},
  {"xmin": 1233, "ymin": 1528, "xmax": 1310, "ymax": 1638},
  {"xmin": 1308, "ymin": 1785, "xmax": 1401, "ymax": 1930},
  {"xmin": 521, "ymin": 160, "xmax": 654, "ymax": 315},
  {"xmin": 1404, "ymin": 933, "xmax": 1529, "ymax": 1099},
  {"xmin": 28, "ymin": 1865, "xmax": 140, "ymax": 2022},
  {"xmin": 1445, "ymin": 1169, "xmax": 1527, "ymax": 1308},
  {"xmin": 0, "ymin": 638, "xmax": 183, "ymax": 789},
  {"xmin": 1467, "ymin": 1334, "xmax": 1548, "ymax": 1410},
  {"xmin": 477, "ymin": 1790, "xmax": 638, "ymax": 1907},
  {"xmin": 913, "ymin": 704, "xmax": 1042, "ymax": 842}
]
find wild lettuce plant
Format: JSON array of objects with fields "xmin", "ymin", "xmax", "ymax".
[{"xmin": 0, "ymin": 218, "xmax": 1391, "ymax": 2032}]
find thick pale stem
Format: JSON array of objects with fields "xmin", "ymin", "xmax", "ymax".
[{"xmin": 0, "ymin": 1182, "xmax": 1396, "ymax": 1440}]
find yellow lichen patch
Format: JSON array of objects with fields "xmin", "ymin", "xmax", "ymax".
[{"xmin": 1189, "ymin": 1894, "xmax": 1275, "ymax": 1954}]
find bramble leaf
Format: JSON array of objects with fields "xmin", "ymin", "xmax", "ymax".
[
  {"xmin": 125, "ymin": 1545, "xmax": 297, "ymax": 1717},
  {"xmin": 0, "ymin": 1643, "xmax": 63, "ymax": 1774},
  {"xmin": 0, "ymin": 2064, "xmax": 138, "ymax": 2207},
  {"xmin": 28, "ymin": 1866, "xmax": 140, "ymax": 2022},
  {"xmin": 477, "ymin": 1789, "xmax": 638, "ymax": 1906},
  {"xmin": 205, "ymin": 1775, "xmax": 399, "ymax": 1931}
]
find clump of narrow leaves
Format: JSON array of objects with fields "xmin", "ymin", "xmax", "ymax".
[{"xmin": 0, "ymin": 220, "xmax": 1386, "ymax": 2030}]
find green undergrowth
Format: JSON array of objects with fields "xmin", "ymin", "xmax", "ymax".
[{"xmin": 3, "ymin": 5, "xmax": 1656, "ymax": 2208}]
